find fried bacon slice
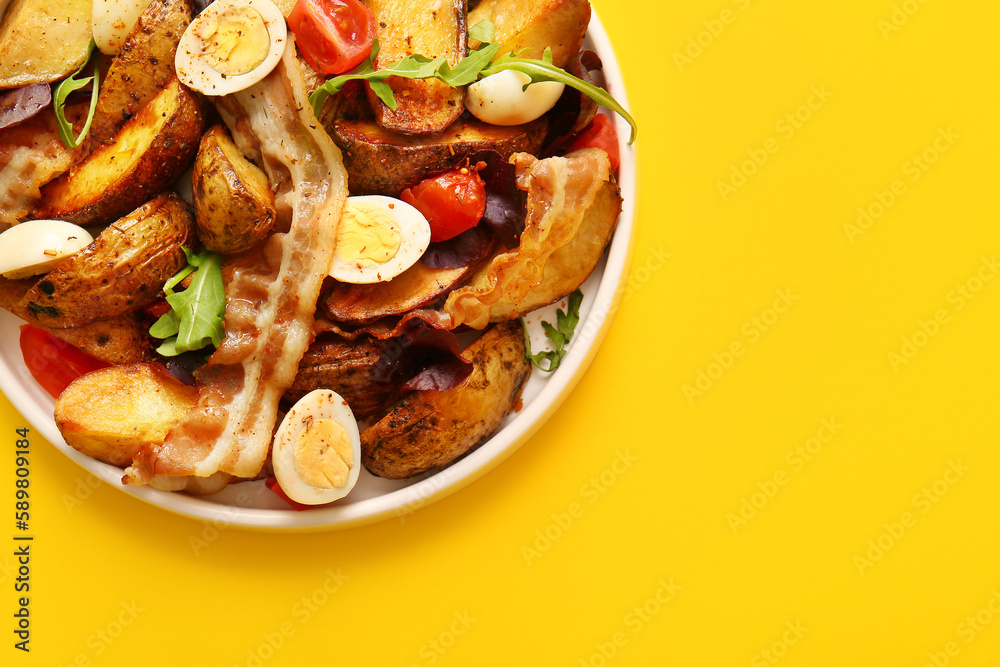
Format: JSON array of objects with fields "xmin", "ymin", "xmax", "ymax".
[
  {"xmin": 124, "ymin": 42, "xmax": 349, "ymax": 487},
  {"xmin": 442, "ymin": 148, "xmax": 613, "ymax": 329}
]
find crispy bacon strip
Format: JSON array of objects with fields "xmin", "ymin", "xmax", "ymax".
[
  {"xmin": 0, "ymin": 109, "xmax": 78, "ymax": 227},
  {"xmin": 125, "ymin": 42, "xmax": 348, "ymax": 485}
]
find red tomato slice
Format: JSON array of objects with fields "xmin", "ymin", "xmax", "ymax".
[
  {"xmin": 288, "ymin": 0, "xmax": 375, "ymax": 75},
  {"xmin": 264, "ymin": 476, "xmax": 317, "ymax": 511},
  {"xmin": 401, "ymin": 167, "xmax": 487, "ymax": 243},
  {"xmin": 18, "ymin": 325, "xmax": 109, "ymax": 399},
  {"xmin": 567, "ymin": 114, "xmax": 621, "ymax": 172}
]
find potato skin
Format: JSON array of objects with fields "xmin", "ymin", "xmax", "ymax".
[
  {"xmin": 362, "ymin": 320, "xmax": 530, "ymax": 478},
  {"xmin": 55, "ymin": 363, "xmax": 198, "ymax": 467},
  {"xmin": 288, "ymin": 336, "xmax": 404, "ymax": 419},
  {"xmin": 0, "ymin": 0, "xmax": 92, "ymax": 88},
  {"xmin": 488, "ymin": 178, "xmax": 621, "ymax": 320},
  {"xmin": 20, "ymin": 193, "xmax": 195, "ymax": 329},
  {"xmin": 321, "ymin": 261, "xmax": 473, "ymax": 324},
  {"xmin": 91, "ymin": 0, "xmax": 193, "ymax": 144},
  {"xmin": 0, "ymin": 277, "xmax": 152, "ymax": 365},
  {"xmin": 468, "ymin": 0, "xmax": 590, "ymax": 69},
  {"xmin": 332, "ymin": 117, "xmax": 548, "ymax": 196},
  {"xmin": 193, "ymin": 124, "xmax": 277, "ymax": 254},
  {"xmin": 37, "ymin": 77, "xmax": 203, "ymax": 226},
  {"xmin": 366, "ymin": 0, "xmax": 466, "ymax": 134}
]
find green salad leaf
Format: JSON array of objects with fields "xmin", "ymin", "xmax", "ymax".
[
  {"xmin": 53, "ymin": 39, "xmax": 100, "ymax": 149},
  {"xmin": 522, "ymin": 289, "xmax": 584, "ymax": 372},
  {"xmin": 149, "ymin": 248, "xmax": 225, "ymax": 356},
  {"xmin": 309, "ymin": 21, "xmax": 637, "ymax": 144}
]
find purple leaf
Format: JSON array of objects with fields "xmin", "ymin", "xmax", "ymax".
[
  {"xmin": 420, "ymin": 226, "xmax": 493, "ymax": 269},
  {"xmin": 0, "ymin": 84, "xmax": 52, "ymax": 130},
  {"xmin": 374, "ymin": 323, "xmax": 472, "ymax": 393},
  {"xmin": 543, "ymin": 50, "xmax": 604, "ymax": 157},
  {"xmin": 465, "ymin": 149, "xmax": 525, "ymax": 249}
]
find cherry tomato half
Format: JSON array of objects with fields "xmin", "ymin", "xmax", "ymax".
[
  {"xmin": 264, "ymin": 476, "xmax": 315, "ymax": 511},
  {"xmin": 19, "ymin": 325, "xmax": 109, "ymax": 399},
  {"xmin": 287, "ymin": 0, "xmax": 375, "ymax": 75},
  {"xmin": 401, "ymin": 167, "xmax": 487, "ymax": 243},
  {"xmin": 567, "ymin": 114, "xmax": 620, "ymax": 172}
]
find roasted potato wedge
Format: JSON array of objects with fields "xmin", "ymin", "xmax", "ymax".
[
  {"xmin": 362, "ymin": 320, "xmax": 530, "ymax": 478},
  {"xmin": 193, "ymin": 124, "xmax": 277, "ymax": 254},
  {"xmin": 322, "ymin": 261, "xmax": 473, "ymax": 324},
  {"xmin": 468, "ymin": 0, "xmax": 590, "ymax": 68},
  {"xmin": 0, "ymin": 277, "xmax": 152, "ymax": 365},
  {"xmin": 20, "ymin": 193, "xmax": 195, "ymax": 328},
  {"xmin": 367, "ymin": 0, "xmax": 466, "ymax": 134},
  {"xmin": 0, "ymin": 0, "xmax": 92, "ymax": 88},
  {"xmin": 488, "ymin": 177, "xmax": 621, "ymax": 320},
  {"xmin": 91, "ymin": 0, "xmax": 193, "ymax": 144},
  {"xmin": 332, "ymin": 117, "xmax": 548, "ymax": 196},
  {"xmin": 37, "ymin": 77, "xmax": 203, "ymax": 226},
  {"xmin": 55, "ymin": 363, "xmax": 198, "ymax": 467},
  {"xmin": 288, "ymin": 336, "xmax": 404, "ymax": 419}
]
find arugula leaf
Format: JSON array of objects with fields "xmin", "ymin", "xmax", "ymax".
[
  {"xmin": 308, "ymin": 22, "xmax": 637, "ymax": 144},
  {"xmin": 53, "ymin": 39, "xmax": 100, "ymax": 149},
  {"xmin": 150, "ymin": 248, "xmax": 225, "ymax": 356},
  {"xmin": 438, "ymin": 43, "xmax": 500, "ymax": 87},
  {"xmin": 480, "ymin": 49, "xmax": 637, "ymax": 144},
  {"xmin": 310, "ymin": 40, "xmax": 447, "ymax": 115},
  {"xmin": 522, "ymin": 289, "xmax": 584, "ymax": 372},
  {"xmin": 468, "ymin": 19, "xmax": 496, "ymax": 44}
]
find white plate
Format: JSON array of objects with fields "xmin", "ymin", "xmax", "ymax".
[{"xmin": 0, "ymin": 12, "xmax": 636, "ymax": 531}]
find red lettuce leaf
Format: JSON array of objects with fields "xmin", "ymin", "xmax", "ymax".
[
  {"xmin": 420, "ymin": 226, "xmax": 493, "ymax": 270},
  {"xmin": 0, "ymin": 83, "xmax": 52, "ymax": 130},
  {"xmin": 374, "ymin": 323, "xmax": 472, "ymax": 394},
  {"xmin": 543, "ymin": 50, "xmax": 604, "ymax": 157}
]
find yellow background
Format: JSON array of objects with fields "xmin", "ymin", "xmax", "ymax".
[{"xmin": 3, "ymin": 0, "xmax": 1000, "ymax": 665}]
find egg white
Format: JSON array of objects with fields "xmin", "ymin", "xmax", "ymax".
[
  {"xmin": 93, "ymin": 0, "xmax": 153, "ymax": 55},
  {"xmin": 465, "ymin": 70, "xmax": 565, "ymax": 126},
  {"xmin": 329, "ymin": 196, "xmax": 432, "ymax": 285},
  {"xmin": 272, "ymin": 389, "xmax": 362, "ymax": 505},
  {"xmin": 174, "ymin": 0, "xmax": 287, "ymax": 96},
  {"xmin": 0, "ymin": 219, "xmax": 94, "ymax": 279}
]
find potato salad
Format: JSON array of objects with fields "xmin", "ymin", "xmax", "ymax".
[{"xmin": 0, "ymin": 0, "xmax": 633, "ymax": 508}]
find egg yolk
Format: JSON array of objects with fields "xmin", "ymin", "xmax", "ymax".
[
  {"xmin": 334, "ymin": 201, "xmax": 402, "ymax": 269},
  {"xmin": 293, "ymin": 418, "xmax": 354, "ymax": 489},
  {"xmin": 196, "ymin": 5, "xmax": 270, "ymax": 77}
]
